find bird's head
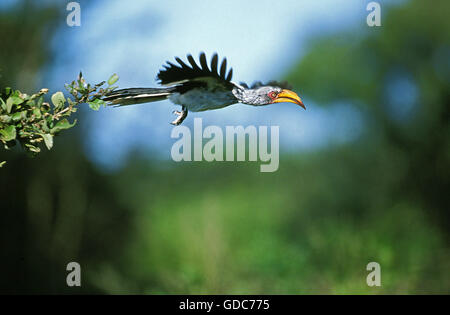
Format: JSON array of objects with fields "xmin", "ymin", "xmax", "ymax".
[
  {"xmin": 263, "ymin": 86, "xmax": 305, "ymax": 109},
  {"xmin": 235, "ymin": 84, "xmax": 305, "ymax": 109}
]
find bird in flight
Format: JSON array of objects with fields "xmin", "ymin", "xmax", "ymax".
[{"xmin": 104, "ymin": 52, "xmax": 305, "ymax": 125}]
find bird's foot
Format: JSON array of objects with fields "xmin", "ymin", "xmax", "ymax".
[{"xmin": 170, "ymin": 107, "xmax": 188, "ymax": 125}]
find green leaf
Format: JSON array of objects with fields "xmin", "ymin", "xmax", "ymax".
[
  {"xmin": 88, "ymin": 98, "xmax": 105, "ymax": 111},
  {"xmin": 0, "ymin": 97, "xmax": 6, "ymax": 111},
  {"xmin": 0, "ymin": 125, "xmax": 16, "ymax": 141},
  {"xmin": 11, "ymin": 110, "xmax": 27, "ymax": 122},
  {"xmin": 107, "ymin": 73, "xmax": 119, "ymax": 86},
  {"xmin": 51, "ymin": 91, "xmax": 66, "ymax": 110},
  {"xmin": 50, "ymin": 118, "xmax": 76, "ymax": 134},
  {"xmin": 33, "ymin": 107, "xmax": 42, "ymax": 119},
  {"xmin": 0, "ymin": 115, "xmax": 12, "ymax": 123},
  {"xmin": 41, "ymin": 133, "xmax": 53, "ymax": 150},
  {"xmin": 24, "ymin": 143, "xmax": 40, "ymax": 153},
  {"xmin": 4, "ymin": 93, "xmax": 23, "ymax": 113},
  {"xmin": 41, "ymin": 118, "xmax": 50, "ymax": 133},
  {"xmin": 37, "ymin": 96, "xmax": 43, "ymax": 108},
  {"xmin": 6, "ymin": 97, "xmax": 13, "ymax": 113},
  {"xmin": 0, "ymin": 161, "xmax": 6, "ymax": 167}
]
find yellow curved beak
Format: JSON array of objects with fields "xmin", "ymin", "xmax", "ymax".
[{"xmin": 273, "ymin": 89, "xmax": 305, "ymax": 109}]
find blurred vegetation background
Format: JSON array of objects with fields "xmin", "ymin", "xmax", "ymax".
[{"xmin": 0, "ymin": 0, "xmax": 449, "ymax": 294}]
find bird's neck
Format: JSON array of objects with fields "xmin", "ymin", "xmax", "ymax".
[{"xmin": 232, "ymin": 86, "xmax": 263, "ymax": 106}]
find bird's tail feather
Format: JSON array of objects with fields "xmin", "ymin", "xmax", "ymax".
[{"xmin": 103, "ymin": 87, "xmax": 175, "ymax": 106}]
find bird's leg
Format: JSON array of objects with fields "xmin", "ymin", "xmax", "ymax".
[{"xmin": 171, "ymin": 106, "xmax": 188, "ymax": 125}]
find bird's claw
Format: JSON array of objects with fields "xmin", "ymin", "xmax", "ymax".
[{"xmin": 170, "ymin": 107, "xmax": 188, "ymax": 125}]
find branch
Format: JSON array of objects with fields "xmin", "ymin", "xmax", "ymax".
[{"xmin": 0, "ymin": 72, "xmax": 119, "ymax": 166}]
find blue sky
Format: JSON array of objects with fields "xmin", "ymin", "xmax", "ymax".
[{"xmin": 42, "ymin": 0, "xmax": 385, "ymax": 169}]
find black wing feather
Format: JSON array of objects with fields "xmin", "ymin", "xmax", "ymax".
[
  {"xmin": 157, "ymin": 52, "xmax": 234, "ymax": 87},
  {"xmin": 175, "ymin": 57, "xmax": 189, "ymax": 68},
  {"xmin": 250, "ymin": 80, "xmax": 293, "ymax": 90},
  {"xmin": 210, "ymin": 53, "xmax": 218, "ymax": 75},
  {"xmin": 226, "ymin": 68, "xmax": 233, "ymax": 82},
  {"xmin": 186, "ymin": 54, "xmax": 199, "ymax": 71},
  {"xmin": 219, "ymin": 58, "xmax": 227, "ymax": 79},
  {"xmin": 199, "ymin": 52, "xmax": 209, "ymax": 72},
  {"xmin": 239, "ymin": 82, "xmax": 249, "ymax": 88}
]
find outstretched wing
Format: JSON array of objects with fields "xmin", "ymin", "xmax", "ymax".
[
  {"xmin": 249, "ymin": 80, "xmax": 293, "ymax": 90},
  {"xmin": 157, "ymin": 52, "xmax": 234, "ymax": 91}
]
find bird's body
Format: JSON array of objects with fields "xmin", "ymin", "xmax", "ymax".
[
  {"xmin": 169, "ymin": 88, "xmax": 236, "ymax": 112},
  {"xmin": 104, "ymin": 53, "xmax": 305, "ymax": 125}
]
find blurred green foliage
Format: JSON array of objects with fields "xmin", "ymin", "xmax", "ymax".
[
  {"xmin": 98, "ymin": 157, "xmax": 448, "ymax": 294},
  {"xmin": 287, "ymin": 0, "xmax": 450, "ymax": 235},
  {"xmin": 0, "ymin": 0, "xmax": 448, "ymax": 294},
  {"xmin": 0, "ymin": 0, "xmax": 60, "ymax": 92}
]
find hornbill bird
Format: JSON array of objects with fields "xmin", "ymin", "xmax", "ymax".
[{"xmin": 103, "ymin": 52, "xmax": 305, "ymax": 125}]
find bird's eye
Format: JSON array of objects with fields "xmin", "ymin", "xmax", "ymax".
[{"xmin": 269, "ymin": 91, "xmax": 277, "ymax": 99}]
